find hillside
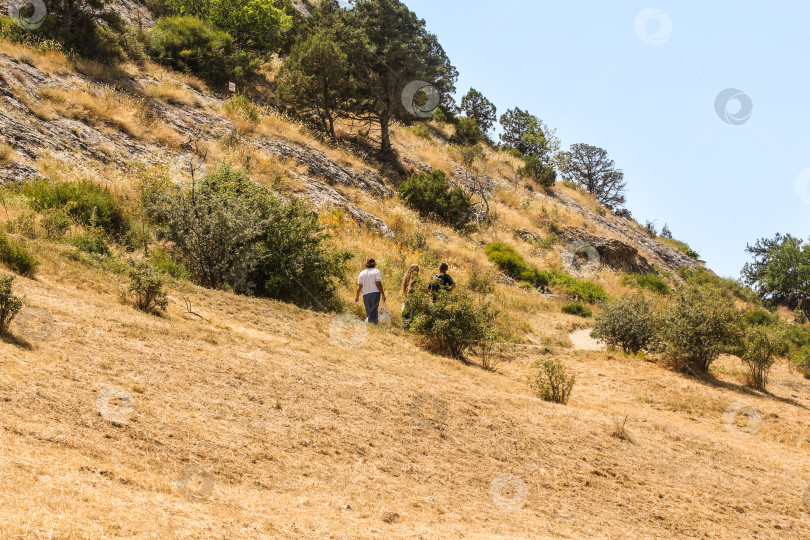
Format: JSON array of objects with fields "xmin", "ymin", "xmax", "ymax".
[{"xmin": 0, "ymin": 20, "xmax": 809, "ymax": 540}]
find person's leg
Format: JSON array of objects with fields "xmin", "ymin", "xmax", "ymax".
[{"xmin": 364, "ymin": 292, "xmax": 381, "ymax": 324}]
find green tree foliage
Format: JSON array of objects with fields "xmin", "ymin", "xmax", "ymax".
[
  {"xmin": 148, "ymin": 16, "xmax": 258, "ymax": 85},
  {"xmin": 398, "ymin": 170, "xmax": 471, "ymax": 228},
  {"xmin": 406, "ymin": 287, "xmax": 499, "ymax": 359},
  {"xmin": 792, "ymin": 345, "xmax": 810, "ymax": 379},
  {"xmin": 276, "ymin": 31, "xmax": 352, "ymax": 140},
  {"xmin": 530, "ymin": 359, "xmax": 575, "ymax": 404},
  {"xmin": 677, "ymin": 266, "xmax": 757, "ymax": 304},
  {"xmin": 460, "ymin": 88, "xmax": 497, "ymax": 139},
  {"xmin": 591, "ymin": 294, "xmax": 656, "ymax": 354},
  {"xmin": 0, "ymin": 274, "xmax": 23, "ymax": 336},
  {"xmin": 655, "ymin": 284, "xmax": 743, "ymax": 372},
  {"xmin": 742, "ymin": 233, "xmax": 810, "ymax": 319},
  {"xmin": 161, "ymin": 0, "xmax": 292, "ymax": 52},
  {"xmin": 147, "ymin": 165, "xmax": 350, "ymax": 311},
  {"xmin": 348, "ymin": 0, "xmax": 458, "ymax": 154},
  {"xmin": 740, "ymin": 326, "xmax": 788, "ymax": 391},
  {"xmin": 499, "ymin": 108, "xmax": 557, "ymax": 161},
  {"xmin": 557, "ymin": 143, "xmax": 626, "ymax": 208}
]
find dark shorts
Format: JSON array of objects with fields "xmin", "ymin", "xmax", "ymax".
[{"xmin": 363, "ymin": 292, "xmax": 381, "ymax": 324}]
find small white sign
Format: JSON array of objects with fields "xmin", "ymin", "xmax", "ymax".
[{"xmin": 228, "ymin": 82, "xmax": 236, "ymax": 92}]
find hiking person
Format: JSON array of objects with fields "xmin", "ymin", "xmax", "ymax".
[
  {"xmin": 355, "ymin": 258, "xmax": 386, "ymax": 324},
  {"xmin": 400, "ymin": 264, "xmax": 421, "ymax": 330},
  {"xmin": 428, "ymin": 262, "xmax": 456, "ymax": 301}
]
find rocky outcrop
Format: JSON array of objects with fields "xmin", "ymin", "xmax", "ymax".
[
  {"xmin": 547, "ymin": 191, "xmax": 701, "ymax": 274},
  {"xmin": 255, "ymin": 138, "xmax": 392, "ymax": 198},
  {"xmin": 562, "ymin": 227, "xmax": 657, "ymax": 275},
  {"xmin": 290, "ymin": 173, "xmax": 394, "ymax": 238}
]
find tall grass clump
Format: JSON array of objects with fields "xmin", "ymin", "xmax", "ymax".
[
  {"xmin": 530, "ymin": 359, "xmax": 575, "ymax": 404},
  {"xmin": 622, "ymin": 273, "xmax": 670, "ymax": 295},
  {"xmin": 0, "ymin": 231, "xmax": 39, "ymax": 277}
]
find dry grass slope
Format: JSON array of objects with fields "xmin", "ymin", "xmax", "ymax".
[{"xmin": 0, "ymin": 39, "xmax": 808, "ymax": 539}]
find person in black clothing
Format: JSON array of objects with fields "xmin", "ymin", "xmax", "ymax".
[{"xmin": 428, "ymin": 262, "xmax": 456, "ymax": 301}]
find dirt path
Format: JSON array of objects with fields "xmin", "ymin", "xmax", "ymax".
[{"xmin": 569, "ymin": 327, "xmax": 605, "ymax": 351}]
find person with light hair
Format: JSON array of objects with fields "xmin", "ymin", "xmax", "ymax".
[
  {"xmin": 400, "ymin": 264, "xmax": 421, "ymax": 330},
  {"xmin": 355, "ymin": 258, "xmax": 385, "ymax": 324}
]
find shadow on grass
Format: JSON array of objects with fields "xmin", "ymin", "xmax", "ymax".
[{"xmin": 1, "ymin": 332, "xmax": 33, "ymax": 350}]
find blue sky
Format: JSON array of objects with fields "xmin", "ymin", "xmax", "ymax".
[{"xmin": 403, "ymin": 0, "xmax": 810, "ymax": 278}]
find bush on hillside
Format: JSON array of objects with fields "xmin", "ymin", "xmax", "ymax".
[
  {"xmin": 467, "ymin": 270, "xmax": 495, "ymax": 295},
  {"xmin": 518, "ymin": 155, "xmax": 556, "ymax": 188},
  {"xmin": 676, "ymin": 266, "xmax": 759, "ymax": 304},
  {"xmin": 484, "ymin": 242, "xmax": 550, "ymax": 290},
  {"xmin": 561, "ymin": 302, "xmax": 592, "ymax": 318},
  {"xmin": 407, "ymin": 288, "xmax": 499, "ymax": 359},
  {"xmin": 0, "ymin": 274, "xmax": 23, "ymax": 336},
  {"xmin": 69, "ymin": 228, "xmax": 111, "ymax": 257},
  {"xmin": 792, "ymin": 346, "xmax": 810, "ymax": 379},
  {"xmin": 398, "ymin": 170, "xmax": 472, "ymax": 229},
  {"xmin": 21, "ymin": 179, "xmax": 130, "ymax": 240},
  {"xmin": 148, "ymin": 16, "xmax": 258, "ymax": 86},
  {"xmin": 743, "ymin": 307, "xmax": 779, "ymax": 327},
  {"xmin": 0, "ymin": 231, "xmax": 39, "ymax": 277},
  {"xmin": 740, "ymin": 326, "xmax": 789, "ymax": 391},
  {"xmin": 127, "ymin": 260, "xmax": 169, "ymax": 314},
  {"xmin": 622, "ymin": 273, "xmax": 670, "ymax": 295},
  {"xmin": 530, "ymin": 358, "xmax": 575, "ymax": 404},
  {"xmin": 147, "ymin": 164, "xmax": 350, "ymax": 311},
  {"xmin": 551, "ymin": 272, "xmax": 608, "ymax": 303},
  {"xmin": 453, "ymin": 117, "xmax": 482, "ymax": 145},
  {"xmin": 655, "ymin": 284, "xmax": 743, "ymax": 372},
  {"xmin": 223, "ymin": 93, "xmax": 259, "ymax": 122},
  {"xmin": 591, "ymin": 294, "xmax": 656, "ymax": 354}
]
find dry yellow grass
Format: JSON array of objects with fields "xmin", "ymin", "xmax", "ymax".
[
  {"xmin": 2, "ymin": 37, "xmax": 809, "ymax": 538},
  {"xmin": 0, "ymin": 232, "xmax": 808, "ymax": 538}
]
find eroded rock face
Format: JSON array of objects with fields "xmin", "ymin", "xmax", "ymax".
[
  {"xmin": 563, "ymin": 227, "xmax": 657, "ymax": 275},
  {"xmin": 290, "ymin": 173, "xmax": 394, "ymax": 238},
  {"xmin": 255, "ymin": 138, "xmax": 392, "ymax": 198},
  {"xmin": 549, "ymin": 191, "xmax": 701, "ymax": 274}
]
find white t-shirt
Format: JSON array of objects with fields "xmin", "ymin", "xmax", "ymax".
[{"xmin": 358, "ymin": 268, "xmax": 382, "ymax": 296}]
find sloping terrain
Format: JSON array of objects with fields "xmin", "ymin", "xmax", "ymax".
[{"xmin": 0, "ymin": 39, "xmax": 809, "ymax": 539}]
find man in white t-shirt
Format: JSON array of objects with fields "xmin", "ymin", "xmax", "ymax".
[{"xmin": 355, "ymin": 258, "xmax": 386, "ymax": 324}]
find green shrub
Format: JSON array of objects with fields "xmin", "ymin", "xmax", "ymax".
[
  {"xmin": 398, "ymin": 170, "xmax": 472, "ymax": 229},
  {"xmin": 740, "ymin": 326, "xmax": 789, "ymax": 390},
  {"xmin": 40, "ymin": 208, "xmax": 72, "ymax": 239},
  {"xmin": 484, "ymin": 242, "xmax": 550, "ymax": 290},
  {"xmin": 223, "ymin": 93, "xmax": 259, "ymax": 122},
  {"xmin": 530, "ymin": 358, "xmax": 575, "ymax": 404},
  {"xmin": 0, "ymin": 274, "xmax": 23, "ymax": 336},
  {"xmin": 792, "ymin": 346, "xmax": 810, "ymax": 379},
  {"xmin": 743, "ymin": 308, "xmax": 779, "ymax": 326},
  {"xmin": 148, "ymin": 164, "xmax": 350, "ymax": 311},
  {"xmin": 21, "ymin": 179, "xmax": 130, "ymax": 239},
  {"xmin": 70, "ymin": 229, "xmax": 111, "ymax": 256},
  {"xmin": 592, "ymin": 294, "xmax": 656, "ymax": 354},
  {"xmin": 7, "ymin": 212, "xmax": 38, "ymax": 239},
  {"xmin": 454, "ymin": 117, "xmax": 482, "ymax": 145},
  {"xmin": 622, "ymin": 273, "xmax": 670, "ymax": 295},
  {"xmin": 0, "ymin": 232, "xmax": 38, "ymax": 277},
  {"xmin": 411, "ymin": 124, "xmax": 431, "ymax": 140},
  {"xmin": 561, "ymin": 302, "xmax": 592, "ymax": 318},
  {"xmin": 549, "ymin": 270, "xmax": 607, "ymax": 303},
  {"xmin": 148, "ymin": 16, "xmax": 258, "ymax": 86},
  {"xmin": 655, "ymin": 285, "xmax": 743, "ymax": 372},
  {"xmin": 149, "ymin": 246, "xmax": 190, "ymax": 280},
  {"xmin": 676, "ymin": 266, "xmax": 758, "ymax": 304},
  {"xmin": 518, "ymin": 155, "xmax": 556, "ymax": 187},
  {"xmin": 467, "ymin": 270, "xmax": 495, "ymax": 295},
  {"xmin": 407, "ymin": 288, "xmax": 499, "ymax": 359},
  {"xmin": 127, "ymin": 260, "xmax": 169, "ymax": 314}
]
